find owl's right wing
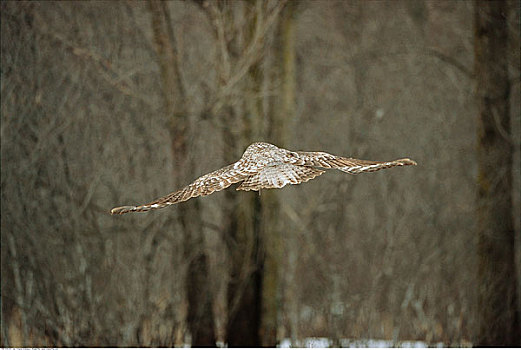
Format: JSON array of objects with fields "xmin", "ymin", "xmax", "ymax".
[
  {"xmin": 288, "ymin": 151, "xmax": 417, "ymax": 174},
  {"xmin": 111, "ymin": 161, "xmax": 250, "ymax": 215}
]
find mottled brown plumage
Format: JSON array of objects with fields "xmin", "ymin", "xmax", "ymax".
[{"xmin": 111, "ymin": 142, "xmax": 416, "ymax": 215}]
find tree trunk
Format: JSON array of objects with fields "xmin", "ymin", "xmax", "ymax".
[
  {"xmin": 474, "ymin": 0, "xmax": 520, "ymax": 345},
  {"xmin": 214, "ymin": 1, "xmax": 295, "ymax": 346},
  {"xmin": 225, "ymin": 184, "xmax": 262, "ymax": 347},
  {"xmin": 182, "ymin": 202, "xmax": 217, "ymax": 347},
  {"xmin": 149, "ymin": 1, "xmax": 216, "ymax": 346},
  {"xmin": 259, "ymin": 2, "xmax": 297, "ymax": 346},
  {"xmin": 224, "ymin": 109, "xmax": 262, "ymax": 347},
  {"xmin": 224, "ymin": 2, "xmax": 265, "ymax": 346},
  {"xmin": 224, "ymin": 43, "xmax": 264, "ymax": 347}
]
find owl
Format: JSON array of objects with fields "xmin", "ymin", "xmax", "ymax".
[{"xmin": 111, "ymin": 142, "xmax": 416, "ymax": 214}]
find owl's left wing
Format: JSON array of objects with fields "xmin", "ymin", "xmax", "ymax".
[
  {"xmin": 111, "ymin": 162, "xmax": 249, "ymax": 215},
  {"xmin": 287, "ymin": 151, "xmax": 417, "ymax": 174}
]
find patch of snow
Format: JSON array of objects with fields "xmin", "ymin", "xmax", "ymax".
[{"xmin": 279, "ymin": 338, "xmax": 448, "ymax": 348}]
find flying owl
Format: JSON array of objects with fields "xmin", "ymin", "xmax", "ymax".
[{"xmin": 111, "ymin": 142, "xmax": 417, "ymax": 215}]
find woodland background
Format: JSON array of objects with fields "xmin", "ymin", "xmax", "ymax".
[{"xmin": 1, "ymin": 0, "xmax": 520, "ymax": 347}]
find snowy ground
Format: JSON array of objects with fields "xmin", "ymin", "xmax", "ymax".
[{"xmin": 278, "ymin": 337, "xmax": 450, "ymax": 348}]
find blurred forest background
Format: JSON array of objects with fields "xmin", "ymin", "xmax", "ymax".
[{"xmin": 1, "ymin": 0, "xmax": 520, "ymax": 347}]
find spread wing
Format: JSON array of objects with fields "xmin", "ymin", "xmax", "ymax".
[
  {"xmin": 236, "ymin": 164, "xmax": 325, "ymax": 191},
  {"xmin": 289, "ymin": 151, "xmax": 417, "ymax": 174},
  {"xmin": 110, "ymin": 143, "xmax": 417, "ymax": 215},
  {"xmin": 111, "ymin": 162, "xmax": 249, "ymax": 215}
]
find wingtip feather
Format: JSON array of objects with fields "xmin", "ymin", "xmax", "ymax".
[
  {"xmin": 110, "ymin": 206, "xmax": 135, "ymax": 215},
  {"xmin": 397, "ymin": 158, "xmax": 417, "ymax": 166}
]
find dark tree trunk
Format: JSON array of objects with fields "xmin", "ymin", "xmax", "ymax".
[
  {"xmin": 474, "ymin": 0, "xmax": 520, "ymax": 346},
  {"xmin": 149, "ymin": 1, "xmax": 216, "ymax": 346},
  {"xmin": 183, "ymin": 202, "xmax": 217, "ymax": 347},
  {"xmin": 224, "ymin": 3, "xmax": 297, "ymax": 346},
  {"xmin": 223, "ymin": 98, "xmax": 263, "ymax": 347},
  {"xmin": 259, "ymin": 2, "xmax": 297, "ymax": 346},
  {"xmin": 225, "ymin": 190, "xmax": 262, "ymax": 347}
]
